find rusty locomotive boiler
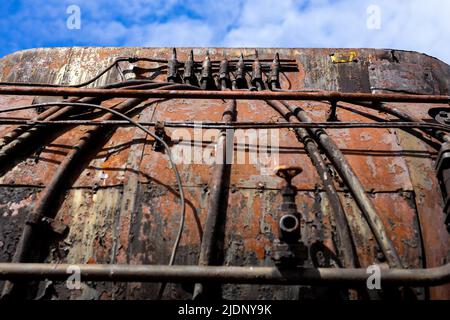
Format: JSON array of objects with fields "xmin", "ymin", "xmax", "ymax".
[{"xmin": 0, "ymin": 47, "xmax": 449, "ymax": 300}]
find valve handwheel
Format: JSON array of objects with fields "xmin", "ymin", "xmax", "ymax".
[{"xmin": 274, "ymin": 165, "xmax": 303, "ymax": 185}]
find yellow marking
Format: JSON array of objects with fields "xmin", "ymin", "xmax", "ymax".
[{"xmin": 331, "ymin": 51, "xmax": 357, "ymax": 63}]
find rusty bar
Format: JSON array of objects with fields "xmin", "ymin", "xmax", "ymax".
[
  {"xmin": 0, "ymin": 80, "xmax": 159, "ymax": 148},
  {"xmin": 0, "ymin": 83, "xmax": 196, "ymax": 176},
  {"xmin": 1, "ymin": 86, "xmax": 449, "ymax": 103},
  {"xmin": 193, "ymin": 99, "xmax": 237, "ymax": 299},
  {"xmin": 0, "ymin": 119, "xmax": 449, "ymax": 132},
  {"xmin": 0, "ymin": 263, "xmax": 449, "ymax": 286},
  {"xmin": 0, "ymin": 81, "xmax": 167, "ymax": 154},
  {"xmin": 280, "ymin": 101, "xmax": 404, "ymax": 268},
  {"xmin": 350, "ymin": 101, "xmax": 450, "ymax": 143}
]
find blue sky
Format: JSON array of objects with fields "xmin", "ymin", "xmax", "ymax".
[{"xmin": 1, "ymin": 0, "xmax": 449, "ymax": 64}]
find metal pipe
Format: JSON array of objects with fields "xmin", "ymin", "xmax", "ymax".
[
  {"xmin": 1, "ymin": 86, "xmax": 449, "ymax": 102},
  {"xmin": 0, "ymin": 263, "xmax": 449, "ymax": 286},
  {"xmin": 193, "ymin": 99, "xmax": 237, "ymax": 299},
  {"xmin": 2, "ymin": 95, "xmax": 187, "ymax": 298},
  {"xmin": 266, "ymin": 100, "xmax": 357, "ymax": 269},
  {"xmin": 0, "ymin": 81, "xmax": 167, "ymax": 153},
  {"xmin": 0, "ymin": 80, "xmax": 160, "ymax": 148},
  {"xmin": 278, "ymin": 101, "xmax": 403, "ymax": 269},
  {"xmin": 350, "ymin": 101, "xmax": 450, "ymax": 143},
  {"xmin": 167, "ymin": 48, "xmax": 180, "ymax": 83},
  {"xmin": 0, "ymin": 83, "xmax": 198, "ymax": 175},
  {"xmin": 183, "ymin": 50, "xmax": 196, "ymax": 86},
  {"xmin": 1, "ymin": 98, "xmax": 148, "ymax": 298},
  {"xmin": 279, "ymin": 214, "xmax": 301, "ymax": 241},
  {"xmin": 0, "ymin": 119, "xmax": 448, "ymax": 132}
]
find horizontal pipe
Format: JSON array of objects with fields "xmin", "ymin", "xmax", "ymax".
[
  {"xmin": 0, "ymin": 119, "xmax": 448, "ymax": 132},
  {"xmin": 0, "ymin": 86, "xmax": 449, "ymax": 103},
  {"xmin": 0, "ymin": 263, "xmax": 449, "ymax": 286}
]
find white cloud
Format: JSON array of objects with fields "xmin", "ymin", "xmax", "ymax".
[
  {"xmin": 2, "ymin": 0, "xmax": 450, "ymax": 64},
  {"xmin": 125, "ymin": 20, "xmax": 215, "ymax": 47},
  {"xmin": 221, "ymin": 0, "xmax": 450, "ymax": 64}
]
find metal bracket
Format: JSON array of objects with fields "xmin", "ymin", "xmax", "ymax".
[
  {"xmin": 435, "ymin": 142, "xmax": 450, "ymax": 231},
  {"xmin": 26, "ymin": 213, "xmax": 69, "ymax": 236},
  {"xmin": 153, "ymin": 121, "xmax": 171, "ymax": 152}
]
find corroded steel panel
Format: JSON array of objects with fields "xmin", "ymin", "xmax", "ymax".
[{"xmin": 0, "ymin": 47, "xmax": 449, "ymax": 300}]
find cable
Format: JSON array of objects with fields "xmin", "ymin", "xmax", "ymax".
[
  {"xmin": 0, "ymin": 57, "xmax": 167, "ymax": 88},
  {"xmin": 0, "ymin": 117, "xmax": 449, "ymax": 132},
  {"xmin": 0, "ymin": 101, "xmax": 186, "ymax": 290}
]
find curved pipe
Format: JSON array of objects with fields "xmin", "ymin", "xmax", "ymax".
[
  {"xmin": 0, "ymin": 263, "xmax": 449, "ymax": 286},
  {"xmin": 0, "ymin": 81, "xmax": 194, "ymax": 151},
  {"xmin": 0, "ymin": 57, "xmax": 168, "ymax": 88},
  {"xmin": 346, "ymin": 101, "xmax": 450, "ymax": 143},
  {"xmin": 277, "ymin": 101, "xmax": 403, "ymax": 269},
  {"xmin": 265, "ymin": 100, "xmax": 357, "ymax": 269},
  {"xmin": 2, "ymin": 98, "xmax": 186, "ymax": 298},
  {"xmin": 0, "ymin": 83, "xmax": 199, "ymax": 176}
]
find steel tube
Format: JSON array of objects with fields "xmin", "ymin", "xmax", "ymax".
[
  {"xmin": 0, "ymin": 119, "xmax": 448, "ymax": 132},
  {"xmin": 0, "ymin": 263, "xmax": 449, "ymax": 286},
  {"xmin": 0, "ymin": 80, "xmax": 162, "ymax": 148},
  {"xmin": 266, "ymin": 100, "xmax": 357, "ymax": 269},
  {"xmin": 1, "ymin": 86, "xmax": 449, "ymax": 103},
  {"xmin": 350, "ymin": 101, "xmax": 450, "ymax": 143},
  {"xmin": 279, "ymin": 101, "xmax": 403, "ymax": 269},
  {"xmin": 193, "ymin": 99, "xmax": 236, "ymax": 299},
  {"xmin": 0, "ymin": 83, "xmax": 196, "ymax": 175},
  {"xmin": 1, "ymin": 98, "xmax": 148, "ymax": 298}
]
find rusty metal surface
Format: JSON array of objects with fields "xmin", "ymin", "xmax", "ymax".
[{"xmin": 0, "ymin": 47, "xmax": 449, "ymax": 300}]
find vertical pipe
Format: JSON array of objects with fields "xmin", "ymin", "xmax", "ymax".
[{"xmin": 193, "ymin": 96, "xmax": 236, "ymax": 299}]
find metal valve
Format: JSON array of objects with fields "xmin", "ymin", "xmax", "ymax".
[
  {"xmin": 167, "ymin": 48, "xmax": 181, "ymax": 83},
  {"xmin": 269, "ymin": 52, "xmax": 281, "ymax": 89},
  {"xmin": 251, "ymin": 50, "xmax": 264, "ymax": 90},
  {"xmin": 200, "ymin": 51, "xmax": 212, "ymax": 89},
  {"xmin": 275, "ymin": 165, "xmax": 303, "ymax": 185},
  {"xmin": 233, "ymin": 53, "xmax": 246, "ymax": 89},
  {"xmin": 183, "ymin": 50, "xmax": 197, "ymax": 86},
  {"xmin": 272, "ymin": 165, "xmax": 308, "ymax": 267},
  {"xmin": 219, "ymin": 56, "xmax": 230, "ymax": 89}
]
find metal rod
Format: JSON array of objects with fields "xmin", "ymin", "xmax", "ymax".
[
  {"xmin": 0, "ymin": 263, "xmax": 449, "ymax": 286},
  {"xmin": 0, "ymin": 80, "xmax": 166, "ymax": 148},
  {"xmin": 0, "ymin": 83, "xmax": 198, "ymax": 175},
  {"xmin": 194, "ymin": 98, "xmax": 237, "ymax": 299},
  {"xmin": 350, "ymin": 101, "xmax": 450, "ymax": 143},
  {"xmin": 0, "ymin": 119, "xmax": 449, "ymax": 132},
  {"xmin": 1, "ymin": 86, "xmax": 449, "ymax": 103},
  {"xmin": 279, "ymin": 101, "xmax": 404, "ymax": 269}
]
